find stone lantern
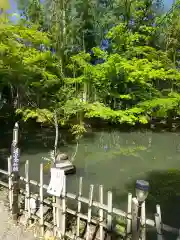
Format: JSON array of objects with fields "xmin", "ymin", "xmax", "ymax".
[{"xmin": 53, "ymin": 151, "xmax": 76, "ymax": 175}]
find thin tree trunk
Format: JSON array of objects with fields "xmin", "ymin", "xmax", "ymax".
[{"xmin": 54, "ymin": 110, "xmax": 58, "ymax": 161}]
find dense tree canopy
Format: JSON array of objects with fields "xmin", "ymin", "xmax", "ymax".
[{"xmin": 1, "ymin": 0, "xmax": 180, "ymax": 134}]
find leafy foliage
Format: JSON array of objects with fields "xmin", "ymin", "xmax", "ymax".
[{"xmin": 1, "ymin": 0, "xmax": 180, "ymax": 134}]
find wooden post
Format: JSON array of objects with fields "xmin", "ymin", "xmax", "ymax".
[
  {"xmin": 99, "ymin": 185, "xmax": 104, "ymax": 240},
  {"xmin": 107, "ymin": 191, "xmax": 113, "ymax": 240},
  {"xmin": 126, "ymin": 193, "xmax": 132, "ymax": 237},
  {"xmin": 8, "ymin": 156, "xmax": 12, "ymax": 211},
  {"xmin": 131, "ymin": 197, "xmax": 139, "ymax": 240},
  {"xmin": 11, "ymin": 170, "xmax": 20, "ymax": 221},
  {"xmin": 39, "ymin": 163, "xmax": 44, "ymax": 237},
  {"xmin": 140, "ymin": 201, "xmax": 146, "ymax": 240},
  {"xmin": 86, "ymin": 185, "xmax": 94, "ymax": 240},
  {"xmin": 11, "ymin": 122, "xmax": 20, "ymax": 221},
  {"xmin": 76, "ymin": 177, "xmax": 83, "ymax": 237},
  {"xmin": 25, "ymin": 160, "xmax": 31, "ymax": 219}
]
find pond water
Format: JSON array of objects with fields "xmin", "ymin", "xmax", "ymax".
[{"xmin": 0, "ymin": 127, "xmax": 180, "ymax": 239}]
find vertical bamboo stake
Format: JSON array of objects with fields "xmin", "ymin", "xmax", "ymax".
[
  {"xmin": 107, "ymin": 191, "xmax": 113, "ymax": 240},
  {"xmin": 140, "ymin": 201, "xmax": 146, "ymax": 240},
  {"xmin": 76, "ymin": 177, "xmax": 83, "ymax": 237},
  {"xmin": 52, "ymin": 196, "xmax": 56, "ymax": 236},
  {"xmin": 56, "ymin": 171, "xmax": 66, "ymax": 238},
  {"xmin": 176, "ymin": 229, "xmax": 180, "ymax": 240},
  {"xmin": 25, "ymin": 162, "xmax": 27, "ymax": 211},
  {"xmin": 86, "ymin": 185, "xmax": 94, "ymax": 240},
  {"xmin": 61, "ymin": 175, "xmax": 66, "ymax": 237},
  {"xmin": 56, "ymin": 197, "xmax": 61, "ymax": 236},
  {"xmin": 126, "ymin": 193, "xmax": 132, "ymax": 236},
  {"xmin": 39, "ymin": 163, "xmax": 44, "ymax": 237},
  {"xmin": 8, "ymin": 156, "xmax": 12, "ymax": 211},
  {"xmin": 99, "ymin": 185, "xmax": 104, "ymax": 240},
  {"xmin": 156, "ymin": 205, "xmax": 162, "ymax": 227},
  {"xmin": 155, "ymin": 204, "xmax": 163, "ymax": 240},
  {"xmin": 25, "ymin": 160, "xmax": 31, "ymax": 219},
  {"xmin": 155, "ymin": 213, "xmax": 163, "ymax": 240},
  {"xmin": 131, "ymin": 197, "xmax": 139, "ymax": 240}
]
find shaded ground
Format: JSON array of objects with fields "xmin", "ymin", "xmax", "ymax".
[{"xmin": 0, "ymin": 188, "xmax": 35, "ymax": 240}]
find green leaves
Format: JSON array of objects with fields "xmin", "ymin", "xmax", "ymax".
[
  {"xmin": 16, "ymin": 108, "xmax": 54, "ymax": 123},
  {"xmin": 137, "ymin": 96, "xmax": 180, "ymax": 117},
  {"xmin": 84, "ymin": 102, "xmax": 144, "ymax": 125},
  {"xmin": 65, "ymin": 8, "xmax": 180, "ymax": 126},
  {"xmin": 1, "ymin": 0, "xmax": 180, "ymax": 131}
]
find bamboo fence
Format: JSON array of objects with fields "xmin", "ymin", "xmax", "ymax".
[{"xmin": 0, "ymin": 157, "xmax": 179, "ymax": 240}]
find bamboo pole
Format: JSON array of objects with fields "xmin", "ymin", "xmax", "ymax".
[
  {"xmin": 61, "ymin": 175, "xmax": 66, "ymax": 237},
  {"xmin": 176, "ymin": 229, "xmax": 180, "ymax": 240},
  {"xmin": 56, "ymin": 171, "xmax": 66, "ymax": 238},
  {"xmin": 39, "ymin": 163, "xmax": 44, "ymax": 237},
  {"xmin": 52, "ymin": 196, "xmax": 56, "ymax": 236},
  {"xmin": 56, "ymin": 197, "xmax": 61, "ymax": 236},
  {"xmin": 99, "ymin": 185, "xmax": 104, "ymax": 240},
  {"xmin": 140, "ymin": 201, "xmax": 146, "ymax": 240},
  {"xmin": 126, "ymin": 193, "xmax": 132, "ymax": 237},
  {"xmin": 131, "ymin": 197, "xmax": 139, "ymax": 240},
  {"xmin": 25, "ymin": 160, "xmax": 31, "ymax": 219},
  {"xmin": 86, "ymin": 185, "xmax": 94, "ymax": 240},
  {"xmin": 107, "ymin": 191, "xmax": 113, "ymax": 240},
  {"xmin": 76, "ymin": 177, "xmax": 83, "ymax": 237},
  {"xmin": 155, "ymin": 213, "xmax": 163, "ymax": 240},
  {"xmin": 156, "ymin": 205, "xmax": 162, "ymax": 226},
  {"xmin": 155, "ymin": 204, "xmax": 163, "ymax": 240}
]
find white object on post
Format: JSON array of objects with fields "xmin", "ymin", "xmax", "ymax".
[
  {"xmin": 47, "ymin": 168, "xmax": 65, "ymax": 197},
  {"xmin": 47, "ymin": 168, "xmax": 66, "ymax": 237}
]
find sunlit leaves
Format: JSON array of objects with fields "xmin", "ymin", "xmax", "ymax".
[
  {"xmin": 66, "ymin": 9, "xmax": 180, "ymax": 125},
  {"xmin": 1, "ymin": 0, "xmax": 180, "ymax": 129},
  {"xmin": 16, "ymin": 108, "xmax": 54, "ymax": 122}
]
